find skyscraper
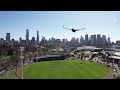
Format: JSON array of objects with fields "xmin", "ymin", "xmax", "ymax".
[
  {"xmin": 102, "ymin": 35, "xmax": 107, "ymax": 47},
  {"xmin": 19, "ymin": 37, "xmax": 22, "ymax": 42},
  {"xmin": 97, "ymin": 34, "xmax": 102, "ymax": 46},
  {"xmin": 31, "ymin": 36, "xmax": 35, "ymax": 45},
  {"xmin": 41, "ymin": 36, "xmax": 46, "ymax": 45},
  {"xmin": 90, "ymin": 35, "xmax": 95, "ymax": 46},
  {"xmin": 6, "ymin": 33, "xmax": 10, "ymax": 42},
  {"xmin": 80, "ymin": 36, "xmax": 84, "ymax": 45},
  {"xmin": 0, "ymin": 38, "xmax": 4, "ymax": 44},
  {"xmin": 70, "ymin": 37, "xmax": 76, "ymax": 46},
  {"xmin": 108, "ymin": 37, "xmax": 111, "ymax": 45},
  {"xmin": 37, "ymin": 30, "xmax": 39, "ymax": 44},
  {"xmin": 62, "ymin": 39, "xmax": 66, "ymax": 43},
  {"xmin": 19, "ymin": 37, "xmax": 22, "ymax": 45},
  {"xmin": 11, "ymin": 39, "xmax": 14, "ymax": 46},
  {"xmin": 76, "ymin": 38, "xmax": 79, "ymax": 44},
  {"xmin": 94, "ymin": 34, "xmax": 96, "ymax": 46},
  {"xmin": 85, "ymin": 33, "xmax": 88, "ymax": 45},
  {"xmin": 71, "ymin": 37, "xmax": 76, "ymax": 43},
  {"xmin": 26, "ymin": 29, "xmax": 29, "ymax": 45}
]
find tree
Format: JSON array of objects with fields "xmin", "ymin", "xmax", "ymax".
[
  {"xmin": 24, "ymin": 53, "xmax": 29, "ymax": 62},
  {"xmin": 81, "ymin": 53, "xmax": 84, "ymax": 60},
  {"xmin": 0, "ymin": 56, "xmax": 11, "ymax": 70},
  {"xmin": 90, "ymin": 54, "xmax": 94, "ymax": 60},
  {"xmin": 11, "ymin": 55, "xmax": 20, "ymax": 66},
  {"xmin": 7, "ymin": 48, "xmax": 14, "ymax": 56},
  {"xmin": 0, "ymin": 46, "xmax": 8, "ymax": 56},
  {"xmin": 98, "ymin": 51, "xmax": 102, "ymax": 56},
  {"xmin": 105, "ymin": 53, "xmax": 111, "ymax": 63},
  {"xmin": 28, "ymin": 52, "xmax": 34, "ymax": 61},
  {"xmin": 101, "ymin": 54, "xmax": 106, "ymax": 61},
  {"xmin": 38, "ymin": 47, "xmax": 44, "ymax": 56}
]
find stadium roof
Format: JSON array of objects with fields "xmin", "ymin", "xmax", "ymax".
[
  {"xmin": 77, "ymin": 46, "xmax": 103, "ymax": 50},
  {"xmin": 109, "ymin": 56, "xmax": 120, "ymax": 60},
  {"xmin": 115, "ymin": 52, "xmax": 120, "ymax": 56},
  {"xmin": 35, "ymin": 55, "xmax": 64, "ymax": 59}
]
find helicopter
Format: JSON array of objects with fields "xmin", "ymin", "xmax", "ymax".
[{"xmin": 63, "ymin": 26, "xmax": 85, "ymax": 32}]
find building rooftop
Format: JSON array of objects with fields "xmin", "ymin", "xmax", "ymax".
[
  {"xmin": 77, "ymin": 46, "xmax": 103, "ymax": 50},
  {"xmin": 35, "ymin": 55, "xmax": 64, "ymax": 59},
  {"xmin": 115, "ymin": 52, "xmax": 120, "ymax": 56},
  {"xmin": 109, "ymin": 56, "xmax": 120, "ymax": 60}
]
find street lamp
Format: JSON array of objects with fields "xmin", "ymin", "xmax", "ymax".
[
  {"xmin": 112, "ymin": 45, "xmax": 115, "ymax": 70},
  {"xmin": 19, "ymin": 47, "xmax": 24, "ymax": 79}
]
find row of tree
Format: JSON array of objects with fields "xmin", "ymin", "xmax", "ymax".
[{"xmin": 0, "ymin": 45, "xmax": 51, "ymax": 72}]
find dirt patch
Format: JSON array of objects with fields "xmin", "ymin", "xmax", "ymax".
[
  {"xmin": 16, "ymin": 66, "xmax": 28, "ymax": 79},
  {"xmin": 16, "ymin": 67, "xmax": 22, "ymax": 79},
  {"xmin": 101, "ymin": 67, "xmax": 114, "ymax": 79}
]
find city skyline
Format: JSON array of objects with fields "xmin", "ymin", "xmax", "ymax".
[
  {"xmin": 0, "ymin": 30, "xmax": 111, "ymax": 41},
  {"xmin": 0, "ymin": 11, "xmax": 120, "ymax": 42},
  {"xmin": 0, "ymin": 29, "xmax": 112, "ymax": 47}
]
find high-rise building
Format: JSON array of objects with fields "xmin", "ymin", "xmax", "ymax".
[
  {"xmin": 71, "ymin": 37, "xmax": 76, "ymax": 42},
  {"xmin": 31, "ymin": 36, "xmax": 35, "ymax": 45},
  {"xmin": 62, "ymin": 39, "xmax": 66, "ymax": 43},
  {"xmin": 85, "ymin": 33, "xmax": 88, "ymax": 45},
  {"xmin": 19, "ymin": 37, "xmax": 22, "ymax": 44},
  {"xmin": 26, "ymin": 29, "xmax": 29, "ymax": 45},
  {"xmin": 62, "ymin": 39, "xmax": 68, "ymax": 44},
  {"xmin": 116, "ymin": 40, "xmax": 120, "ymax": 44},
  {"xmin": 80, "ymin": 36, "xmax": 84, "ymax": 45},
  {"xmin": 76, "ymin": 38, "xmax": 79, "ymax": 44},
  {"xmin": 0, "ymin": 38, "xmax": 2, "ymax": 45},
  {"xmin": 70, "ymin": 37, "xmax": 76, "ymax": 46},
  {"xmin": 116, "ymin": 40, "xmax": 120, "ymax": 45},
  {"xmin": 14, "ymin": 41, "xmax": 19, "ymax": 46},
  {"xmin": 37, "ymin": 30, "xmax": 39, "ymax": 44},
  {"xmin": 21, "ymin": 40, "xmax": 26, "ymax": 46},
  {"xmin": 41, "ymin": 36, "xmax": 47, "ymax": 45},
  {"xmin": 0, "ymin": 39, "xmax": 1, "ymax": 45},
  {"xmin": 11, "ymin": 39, "xmax": 14, "ymax": 46},
  {"xmin": 65, "ymin": 39, "xmax": 68, "ymax": 44},
  {"xmin": 6, "ymin": 33, "xmax": 10, "ymax": 42},
  {"xmin": 108, "ymin": 37, "xmax": 111, "ymax": 45},
  {"xmin": 0, "ymin": 38, "xmax": 4, "ymax": 44},
  {"xmin": 102, "ymin": 35, "xmax": 107, "ymax": 46},
  {"xmin": 90, "ymin": 35, "xmax": 95, "ymax": 46},
  {"xmin": 97, "ymin": 34, "xmax": 102, "ymax": 46},
  {"xmin": 55, "ymin": 39, "xmax": 61, "ymax": 45},
  {"xmin": 94, "ymin": 34, "xmax": 96, "ymax": 46},
  {"xmin": 51, "ymin": 37, "xmax": 55, "ymax": 42}
]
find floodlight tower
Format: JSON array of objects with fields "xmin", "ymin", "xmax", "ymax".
[
  {"xmin": 35, "ymin": 45, "xmax": 39, "ymax": 62},
  {"xmin": 112, "ymin": 45, "xmax": 115, "ymax": 70},
  {"xmin": 19, "ymin": 47, "xmax": 24, "ymax": 79}
]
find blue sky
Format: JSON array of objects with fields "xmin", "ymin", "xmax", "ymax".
[{"xmin": 0, "ymin": 11, "xmax": 120, "ymax": 42}]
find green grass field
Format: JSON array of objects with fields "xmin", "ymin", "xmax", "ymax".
[
  {"xmin": 0, "ymin": 69, "xmax": 18, "ymax": 79},
  {"xmin": 0, "ymin": 60, "xmax": 110, "ymax": 79},
  {"xmin": 22, "ymin": 60, "xmax": 110, "ymax": 79}
]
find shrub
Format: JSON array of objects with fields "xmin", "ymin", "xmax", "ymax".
[{"xmin": 116, "ymin": 74, "xmax": 120, "ymax": 79}]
